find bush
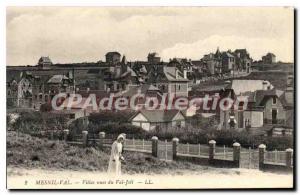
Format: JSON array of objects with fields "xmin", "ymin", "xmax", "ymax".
[
  {"xmin": 69, "ymin": 115, "xmax": 293, "ymax": 150},
  {"xmin": 40, "ymin": 103, "xmax": 53, "ymax": 112},
  {"xmin": 11, "ymin": 111, "xmax": 68, "ymax": 136},
  {"xmin": 69, "ymin": 118, "xmax": 147, "ymax": 140},
  {"xmin": 88, "ymin": 111, "xmax": 136, "ymax": 124}
]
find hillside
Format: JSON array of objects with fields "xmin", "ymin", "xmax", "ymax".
[
  {"xmin": 7, "ymin": 131, "xmax": 236, "ymax": 175},
  {"xmin": 240, "ymin": 71, "xmax": 290, "ymax": 90}
]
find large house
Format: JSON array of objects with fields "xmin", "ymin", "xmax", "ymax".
[
  {"xmin": 200, "ymin": 48, "xmax": 252, "ymax": 75},
  {"xmin": 219, "ymin": 79, "xmax": 274, "ymax": 130},
  {"xmin": 37, "ymin": 56, "xmax": 53, "ymax": 69},
  {"xmin": 147, "ymin": 65, "xmax": 189, "ymax": 97},
  {"xmin": 105, "ymin": 51, "xmax": 121, "ymax": 65},
  {"xmin": 262, "ymin": 53, "xmax": 276, "ymax": 64},
  {"xmin": 130, "ymin": 109, "xmax": 186, "ymax": 131},
  {"xmin": 219, "ymin": 76, "xmax": 294, "ymax": 136},
  {"xmin": 7, "ymin": 71, "xmax": 33, "ymax": 108},
  {"xmin": 234, "ymin": 49, "xmax": 252, "ymax": 73}
]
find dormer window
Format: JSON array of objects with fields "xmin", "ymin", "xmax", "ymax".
[{"xmin": 272, "ymin": 97, "xmax": 277, "ymax": 104}]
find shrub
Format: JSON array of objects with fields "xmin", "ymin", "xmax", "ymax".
[
  {"xmin": 40, "ymin": 103, "xmax": 53, "ymax": 112},
  {"xmin": 11, "ymin": 111, "xmax": 69, "ymax": 136},
  {"xmin": 88, "ymin": 111, "xmax": 136, "ymax": 124}
]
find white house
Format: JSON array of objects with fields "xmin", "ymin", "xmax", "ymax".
[{"xmin": 130, "ymin": 109, "xmax": 186, "ymax": 131}]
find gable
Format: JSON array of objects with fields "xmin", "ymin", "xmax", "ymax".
[
  {"xmin": 131, "ymin": 113, "xmax": 148, "ymax": 122},
  {"xmin": 172, "ymin": 112, "xmax": 185, "ymax": 121}
]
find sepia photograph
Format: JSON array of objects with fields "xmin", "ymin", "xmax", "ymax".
[{"xmin": 5, "ymin": 6, "xmax": 295, "ymax": 189}]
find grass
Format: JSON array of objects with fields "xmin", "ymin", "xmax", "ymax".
[{"xmin": 7, "ymin": 131, "xmax": 236, "ymax": 175}]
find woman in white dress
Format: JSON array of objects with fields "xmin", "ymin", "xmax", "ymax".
[{"xmin": 107, "ymin": 134, "xmax": 125, "ymax": 176}]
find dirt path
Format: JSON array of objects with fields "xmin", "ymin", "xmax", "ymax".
[{"xmin": 7, "ymin": 167, "xmax": 293, "ymax": 189}]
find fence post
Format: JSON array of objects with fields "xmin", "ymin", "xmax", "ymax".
[
  {"xmin": 99, "ymin": 132, "xmax": 106, "ymax": 150},
  {"xmin": 172, "ymin": 138, "xmax": 179, "ymax": 160},
  {"xmin": 248, "ymin": 147, "xmax": 252, "ymax": 169},
  {"xmin": 82, "ymin": 131, "xmax": 88, "ymax": 147},
  {"xmin": 165, "ymin": 140, "xmax": 168, "ymax": 161},
  {"xmin": 258, "ymin": 144, "xmax": 266, "ymax": 170},
  {"xmin": 142, "ymin": 139, "xmax": 145, "ymax": 150},
  {"xmin": 286, "ymin": 148, "xmax": 293, "ymax": 169},
  {"xmin": 50, "ymin": 131, "xmax": 54, "ymax": 140},
  {"xmin": 209, "ymin": 140, "xmax": 216, "ymax": 162},
  {"xmin": 151, "ymin": 136, "xmax": 158, "ymax": 157},
  {"xmin": 233, "ymin": 142, "xmax": 241, "ymax": 167},
  {"xmin": 63, "ymin": 129, "xmax": 69, "ymax": 142}
]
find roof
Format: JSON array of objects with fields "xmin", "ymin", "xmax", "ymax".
[
  {"xmin": 77, "ymin": 90, "xmax": 111, "ymax": 98},
  {"xmin": 247, "ymin": 88, "xmax": 293, "ymax": 108},
  {"xmin": 255, "ymin": 89, "xmax": 284, "ymax": 106},
  {"xmin": 122, "ymin": 66, "xmax": 137, "ymax": 77},
  {"xmin": 7, "ymin": 70, "xmax": 24, "ymax": 83},
  {"xmin": 235, "ymin": 49, "xmax": 247, "ymax": 53},
  {"xmin": 191, "ymin": 60, "xmax": 203, "ymax": 66},
  {"xmin": 192, "ymin": 79, "xmax": 231, "ymax": 93},
  {"xmin": 222, "ymin": 52, "xmax": 235, "ymax": 58},
  {"xmin": 87, "ymin": 69, "xmax": 101, "ymax": 74},
  {"xmin": 121, "ymin": 84, "xmax": 161, "ymax": 97},
  {"xmin": 47, "ymin": 75, "xmax": 69, "ymax": 84},
  {"xmin": 266, "ymin": 53, "xmax": 276, "ymax": 57},
  {"xmin": 38, "ymin": 56, "xmax": 52, "ymax": 64},
  {"xmin": 148, "ymin": 52, "xmax": 159, "ymax": 58},
  {"xmin": 131, "ymin": 109, "xmax": 184, "ymax": 123},
  {"xmin": 163, "ymin": 67, "xmax": 189, "ymax": 82},
  {"xmin": 105, "ymin": 51, "xmax": 121, "ymax": 56},
  {"xmin": 140, "ymin": 65, "xmax": 147, "ymax": 74}
]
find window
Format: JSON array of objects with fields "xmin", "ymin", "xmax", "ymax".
[
  {"xmin": 178, "ymin": 85, "xmax": 181, "ymax": 90},
  {"xmin": 272, "ymin": 97, "xmax": 277, "ymax": 104},
  {"xmin": 272, "ymin": 109, "xmax": 277, "ymax": 124},
  {"xmin": 70, "ymin": 114, "xmax": 75, "ymax": 119}
]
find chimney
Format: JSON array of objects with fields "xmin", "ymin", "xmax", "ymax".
[
  {"xmin": 262, "ymin": 81, "xmax": 268, "ymax": 90},
  {"xmin": 285, "ymin": 86, "xmax": 293, "ymax": 104},
  {"xmin": 175, "ymin": 69, "xmax": 179, "ymax": 79},
  {"xmin": 183, "ymin": 69, "xmax": 187, "ymax": 79},
  {"xmin": 287, "ymin": 75, "xmax": 294, "ymax": 87}
]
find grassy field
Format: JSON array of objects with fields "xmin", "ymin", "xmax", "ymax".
[
  {"xmin": 239, "ymin": 71, "xmax": 290, "ymax": 90},
  {"xmin": 7, "ymin": 131, "xmax": 293, "ymax": 189},
  {"xmin": 7, "ymin": 131, "xmax": 236, "ymax": 175}
]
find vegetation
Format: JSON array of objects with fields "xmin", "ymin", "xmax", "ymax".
[
  {"xmin": 7, "ymin": 131, "xmax": 236, "ymax": 175},
  {"xmin": 88, "ymin": 111, "xmax": 136, "ymax": 124},
  {"xmin": 10, "ymin": 111, "xmax": 293, "ymax": 151},
  {"xmin": 240, "ymin": 71, "xmax": 290, "ymax": 90},
  {"xmin": 11, "ymin": 111, "xmax": 68, "ymax": 137}
]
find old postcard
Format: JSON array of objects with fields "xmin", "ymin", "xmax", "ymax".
[{"xmin": 6, "ymin": 7, "xmax": 294, "ymax": 189}]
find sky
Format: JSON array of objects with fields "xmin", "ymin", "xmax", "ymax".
[{"xmin": 6, "ymin": 7, "xmax": 294, "ymax": 65}]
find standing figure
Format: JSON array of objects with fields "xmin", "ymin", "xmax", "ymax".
[{"xmin": 107, "ymin": 134, "xmax": 125, "ymax": 176}]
